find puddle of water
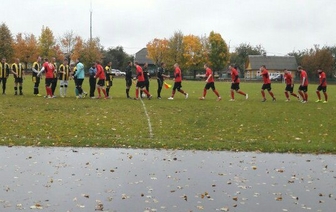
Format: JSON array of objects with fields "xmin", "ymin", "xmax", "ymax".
[{"xmin": 0, "ymin": 147, "xmax": 335, "ymax": 211}]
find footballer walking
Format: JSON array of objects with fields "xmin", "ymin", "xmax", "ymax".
[
  {"xmin": 283, "ymin": 69, "xmax": 299, "ymax": 102},
  {"xmin": 168, "ymin": 63, "xmax": 188, "ymax": 100},
  {"xmin": 134, "ymin": 61, "xmax": 152, "ymax": 100},
  {"xmin": 315, "ymin": 68, "xmax": 328, "ymax": 103},
  {"xmin": 199, "ymin": 64, "xmax": 221, "ymax": 101},
  {"xmin": 297, "ymin": 66, "xmax": 308, "ymax": 103},
  {"xmin": 260, "ymin": 65, "xmax": 276, "ymax": 102},
  {"xmin": 229, "ymin": 65, "xmax": 248, "ymax": 101}
]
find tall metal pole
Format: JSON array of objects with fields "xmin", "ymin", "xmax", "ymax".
[{"xmin": 90, "ymin": 1, "xmax": 93, "ymax": 41}]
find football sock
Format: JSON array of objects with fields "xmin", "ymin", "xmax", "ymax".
[
  {"xmin": 316, "ymin": 91, "xmax": 321, "ymax": 100},
  {"xmin": 304, "ymin": 93, "xmax": 308, "ymax": 101},
  {"xmin": 285, "ymin": 92, "xmax": 289, "ymax": 99},
  {"xmin": 269, "ymin": 91, "xmax": 275, "ymax": 98},
  {"xmin": 203, "ymin": 89, "xmax": 207, "ymax": 97},
  {"xmin": 214, "ymin": 90, "xmax": 219, "ymax": 97},
  {"xmin": 261, "ymin": 90, "xmax": 265, "ymax": 98},
  {"xmin": 102, "ymin": 89, "xmax": 107, "ymax": 97},
  {"xmin": 323, "ymin": 92, "xmax": 328, "ymax": 101},
  {"xmin": 97, "ymin": 87, "xmax": 101, "ymax": 96},
  {"xmin": 238, "ymin": 90, "xmax": 246, "ymax": 96}
]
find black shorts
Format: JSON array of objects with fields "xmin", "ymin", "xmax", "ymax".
[
  {"xmin": 261, "ymin": 83, "xmax": 271, "ymax": 91},
  {"xmin": 106, "ymin": 80, "xmax": 112, "ymax": 87},
  {"xmin": 15, "ymin": 78, "xmax": 23, "ymax": 83},
  {"xmin": 231, "ymin": 83, "xmax": 240, "ymax": 91},
  {"xmin": 136, "ymin": 81, "xmax": 146, "ymax": 88},
  {"xmin": 285, "ymin": 84, "xmax": 294, "ymax": 92},
  {"xmin": 317, "ymin": 85, "xmax": 327, "ymax": 92},
  {"xmin": 173, "ymin": 82, "xmax": 182, "ymax": 90},
  {"xmin": 97, "ymin": 79, "xmax": 105, "ymax": 87},
  {"xmin": 205, "ymin": 82, "xmax": 215, "ymax": 90},
  {"xmin": 45, "ymin": 78, "xmax": 53, "ymax": 87},
  {"xmin": 126, "ymin": 79, "xmax": 132, "ymax": 87},
  {"xmin": 76, "ymin": 78, "xmax": 84, "ymax": 87},
  {"xmin": 299, "ymin": 85, "xmax": 308, "ymax": 92}
]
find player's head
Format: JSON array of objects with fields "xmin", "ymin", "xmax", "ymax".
[
  {"xmin": 204, "ymin": 64, "xmax": 208, "ymax": 69},
  {"xmin": 283, "ymin": 69, "xmax": 288, "ymax": 73},
  {"xmin": 15, "ymin": 58, "xmax": 20, "ymax": 63},
  {"xmin": 37, "ymin": 56, "xmax": 41, "ymax": 62},
  {"xmin": 128, "ymin": 61, "xmax": 132, "ymax": 66},
  {"xmin": 317, "ymin": 67, "xmax": 322, "ymax": 73},
  {"xmin": 2, "ymin": 57, "xmax": 6, "ymax": 63},
  {"xmin": 161, "ymin": 62, "xmax": 165, "ymax": 67},
  {"xmin": 44, "ymin": 58, "xmax": 49, "ymax": 62},
  {"xmin": 108, "ymin": 61, "xmax": 112, "ymax": 66},
  {"xmin": 260, "ymin": 65, "xmax": 266, "ymax": 70},
  {"xmin": 134, "ymin": 61, "xmax": 139, "ymax": 66},
  {"xmin": 297, "ymin": 66, "xmax": 302, "ymax": 71},
  {"xmin": 174, "ymin": 63, "xmax": 179, "ymax": 68},
  {"xmin": 63, "ymin": 58, "xmax": 68, "ymax": 64}
]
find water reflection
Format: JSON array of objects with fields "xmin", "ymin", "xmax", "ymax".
[{"xmin": 0, "ymin": 147, "xmax": 335, "ymax": 211}]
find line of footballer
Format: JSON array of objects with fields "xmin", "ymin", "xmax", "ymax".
[{"xmin": 0, "ymin": 56, "xmax": 329, "ymax": 103}]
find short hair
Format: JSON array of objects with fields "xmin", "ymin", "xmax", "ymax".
[
  {"xmin": 134, "ymin": 61, "xmax": 139, "ymax": 65},
  {"xmin": 128, "ymin": 61, "xmax": 132, "ymax": 65},
  {"xmin": 297, "ymin": 66, "xmax": 302, "ymax": 70},
  {"xmin": 161, "ymin": 62, "xmax": 165, "ymax": 66},
  {"xmin": 44, "ymin": 58, "xmax": 49, "ymax": 62},
  {"xmin": 261, "ymin": 65, "xmax": 266, "ymax": 68}
]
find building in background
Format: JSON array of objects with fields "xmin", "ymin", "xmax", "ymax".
[{"xmin": 245, "ymin": 55, "xmax": 297, "ymax": 80}]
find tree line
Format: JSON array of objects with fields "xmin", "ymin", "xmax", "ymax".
[
  {"xmin": 147, "ymin": 31, "xmax": 336, "ymax": 79},
  {"xmin": 1, "ymin": 22, "xmax": 335, "ymax": 79},
  {"xmin": 0, "ymin": 23, "xmax": 133, "ymax": 71}
]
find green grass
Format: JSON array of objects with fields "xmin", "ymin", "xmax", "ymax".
[{"xmin": 1, "ymin": 76, "xmax": 336, "ymax": 153}]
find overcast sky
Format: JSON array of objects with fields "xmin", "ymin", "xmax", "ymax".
[{"xmin": 1, "ymin": 0, "xmax": 335, "ymax": 56}]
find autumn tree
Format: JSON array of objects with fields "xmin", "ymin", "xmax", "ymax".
[
  {"xmin": 25, "ymin": 34, "xmax": 39, "ymax": 63},
  {"xmin": 13, "ymin": 33, "xmax": 39, "ymax": 68},
  {"xmin": 60, "ymin": 30, "xmax": 76, "ymax": 59},
  {"xmin": 79, "ymin": 37, "xmax": 103, "ymax": 69},
  {"xmin": 166, "ymin": 31, "xmax": 184, "ymax": 69},
  {"xmin": 38, "ymin": 26, "xmax": 56, "ymax": 58},
  {"xmin": 71, "ymin": 36, "xmax": 84, "ymax": 62},
  {"xmin": 208, "ymin": 31, "xmax": 229, "ymax": 72},
  {"xmin": 146, "ymin": 38, "xmax": 169, "ymax": 66},
  {"xmin": 0, "ymin": 23, "xmax": 14, "ymax": 60},
  {"xmin": 301, "ymin": 45, "xmax": 334, "ymax": 79},
  {"xmin": 13, "ymin": 33, "xmax": 27, "ymax": 62},
  {"xmin": 182, "ymin": 34, "xmax": 203, "ymax": 71}
]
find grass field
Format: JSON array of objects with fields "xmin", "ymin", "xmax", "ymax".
[{"xmin": 0, "ymin": 76, "xmax": 335, "ymax": 153}]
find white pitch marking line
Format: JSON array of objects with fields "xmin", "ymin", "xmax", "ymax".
[{"xmin": 139, "ymin": 97, "xmax": 153, "ymax": 138}]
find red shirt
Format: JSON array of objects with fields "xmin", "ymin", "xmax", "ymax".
[
  {"xmin": 300, "ymin": 70, "xmax": 308, "ymax": 86},
  {"xmin": 261, "ymin": 69, "xmax": 271, "ymax": 84},
  {"xmin": 205, "ymin": 67, "xmax": 214, "ymax": 83},
  {"xmin": 319, "ymin": 71, "xmax": 327, "ymax": 86},
  {"xmin": 174, "ymin": 67, "xmax": 182, "ymax": 82},
  {"xmin": 95, "ymin": 64, "xmax": 105, "ymax": 80},
  {"xmin": 284, "ymin": 72, "xmax": 293, "ymax": 85},
  {"xmin": 43, "ymin": 62, "xmax": 54, "ymax": 78},
  {"xmin": 231, "ymin": 68, "xmax": 240, "ymax": 83},
  {"xmin": 135, "ymin": 65, "xmax": 145, "ymax": 82}
]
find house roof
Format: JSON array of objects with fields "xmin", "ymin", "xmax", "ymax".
[
  {"xmin": 134, "ymin": 48, "xmax": 154, "ymax": 65},
  {"xmin": 246, "ymin": 55, "xmax": 298, "ymax": 70}
]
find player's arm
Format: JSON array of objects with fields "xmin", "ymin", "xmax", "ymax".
[
  {"xmin": 320, "ymin": 77, "xmax": 325, "ymax": 86},
  {"xmin": 206, "ymin": 73, "xmax": 212, "ymax": 82},
  {"xmin": 32, "ymin": 63, "xmax": 39, "ymax": 73},
  {"xmin": 301, "ymin": 77, "xmax": 305, "ymax": 86},
  {"xmin": 10, "ymin": 65, "xmax": 17, "ymax": 76},
  {"xmin": 37, "ymin": 67, "xmax": 45, "ymax": 76}
]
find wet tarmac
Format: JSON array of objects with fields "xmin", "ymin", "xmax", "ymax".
[{"xmin": 0, "ymin": 147, "xmax": 335, "ymax": 212}]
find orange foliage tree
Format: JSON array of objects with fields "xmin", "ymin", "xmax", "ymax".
[{"xmin": 146, "ymin": 38, "xmax": 169, "ymax": 66}]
